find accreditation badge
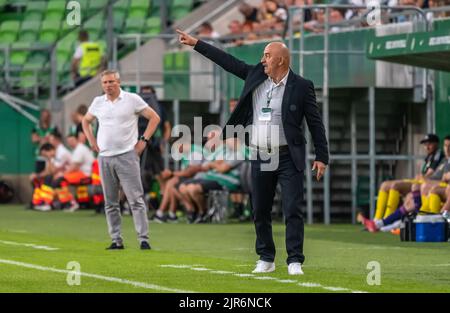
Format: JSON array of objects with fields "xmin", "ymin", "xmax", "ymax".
[{"xmin": 258, "ymin": 107, "xmax": 272, "ymax": 122}]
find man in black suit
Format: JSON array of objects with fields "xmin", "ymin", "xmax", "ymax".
[{"xmin": 177, "ymin": 29, "xmax": 329, "ymax": 275}]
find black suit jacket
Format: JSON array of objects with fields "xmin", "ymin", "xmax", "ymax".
[{"xmin": 194, "ymin": 40, "xmax": 329, "ymax": 171}]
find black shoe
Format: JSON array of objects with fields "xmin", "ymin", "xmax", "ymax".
[
  {"xmin": 106, "ymin": 242, "xmax": 124, "ymax": 250},
  {"xmin": 167, "ymin": 214, "xmax": 178, "ymax": 223},
  {"xmin": 150, "ymin": 213, "xmax": 166, "ymax": 223},
  {"xmin": 187, "ymin": 213, "xmax": 197, "ymax": 224},
  {"xmin": 140, "ymin": 241, "xmax": 151, "ymax": 250},
  {"xmin": 194, "ymin": 213, "xmax": 208, "ymax": 224}
]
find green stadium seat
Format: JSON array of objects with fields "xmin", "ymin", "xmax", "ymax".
[
  {"xmin": 128, "ymin": 9, "xmax": 147, "ymax": 19},
  {"xmin": 124, "ymin": 18, "xmax": 145, "ymax": 33},
  {"xmin": 10, "ymin": 42, "xmax": 31, "ymax": 66},
  {"xmin": 114, "ymin": 0, "xmax": 130, "ymax": 14},
  {"xmin": 39, "ymin": 20, "xmax": 61, "ymax": 43},
  {"xmin": 26, "ymin": 1, "xmax": 48, "ymax": 13},
  {"xmin": 170, "ymin": 0, "xmax": 192, "ymax": 20},
  {"xmin": 170, "ymin": 7, "xmax": 191, "ymax": 20},
  {"xmin": 45, "ymin": 10, "xmax": 65, "ymax": 21},
  {"xmin": 83, "ymin": 14, "xmax": 105, "ymax": 40},
  {"xmin": 129, "ymin": 0, "xmax": 150, "ymax": 18},
  {"xmin": 145, "ymin": 17, "xmax": 160, "ymax": 35},
  {"xmin": 113, "ymin": 10, "xmax": 127, "ymax": 32},
  {"xmin": 130, "ymin": 0, "xmax": 150, "ymax": 9},
  {"xmin": 150, "ymin": 0, "xmax": 164, "ymax": 17},
  {"xmin": 46, "ymin": 0, "xmax": 67, "ymax": 13},
  {"xmin": 24, "ymin": 11, "xmax": 44, "ymax": 21},
  {"xmin": 0, "ymin": 21, "xmax": 20, "ymax": 44},
  {"xmin": 57, "ymin": 50, "xmax": 71, "ymax": 71},
  {"xmin": 58, "ymin": 31, "xmax": 78, "ymax": 54},
  {"xmin": 46, "ymin": 0, "xmax": 67, "ymax": 20},
  {"xmin": 19, "ymin": 70, "xmax": 39, "ymax": 89},
  {"xmin": 60, "ymin": 19, "xmax": 80, "ymax": 36},
  {"xmin": 26, "ymin": 50, "xmax": 49, "ymax": 69},
  {"xmin": 18, "ymin": 21, "xmax": 41, "ymax": 43},
  {"xmin": 172, "ymin": 0, "xmax": 192, "ymax": 8},
  {"xmin": 88, "ymin": 0, "xmax": 109, "ymax": 16}
]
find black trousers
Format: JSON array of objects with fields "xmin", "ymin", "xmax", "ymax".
[{"xmin": 251, "ymin": 149, "xmax": 305, "ymax": 265}]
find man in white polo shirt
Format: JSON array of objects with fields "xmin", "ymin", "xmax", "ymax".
[{"xmin": 82, "ymin": 70, "xmax": 161, "ymax": 250}]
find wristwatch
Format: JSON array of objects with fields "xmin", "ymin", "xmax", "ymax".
[{"xmin": 139, "ymin": 135, "xmax": 150, "ymax": 143}]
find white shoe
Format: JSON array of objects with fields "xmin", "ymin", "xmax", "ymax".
[
  {"xmin": 34, "ymin": 204, "xmax": 52, "ymax": 212},
  {"xmin": 252, "ymin": 260, "xmax": 275, "ymax": 273},
  {"xmin": 288, "ymin": 263, "xmax": 304, "ymax": 275},
  {"xmin": 66, "ymin": 201, "xmax": 79, "ymax": 212}
]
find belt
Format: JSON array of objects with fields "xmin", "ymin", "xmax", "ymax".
[{"xmin": 256, "ymin": 145, "xmax": 289, "ymax": 154}]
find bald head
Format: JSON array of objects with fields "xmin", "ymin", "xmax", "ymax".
[
  {"xmin": 261, "ymin": 42, "xmax": 291, "ymax": 82},
  {"xmin": 266, "ymin": 42, "xmax": 290, "ymax": 64}
]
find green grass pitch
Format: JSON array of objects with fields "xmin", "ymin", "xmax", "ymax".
[{"xmin": 0, "ymin": 205, "xmax": 449, "ymax": 293}]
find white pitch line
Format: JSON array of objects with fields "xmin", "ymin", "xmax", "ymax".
[
  {"xmin": 0, "ymin": 259, "xmax": 195, "ymax": 293},
  {"xmin": 159, "ymin": 264, "xmax": 368, "ymax": 293},
  {"xmin": 0, "ymin": 240, "xmax": 59, "ymax": 251},
  {"xmin": 191, "ymin": 267, "xmax": 209, "ymax": 271}
]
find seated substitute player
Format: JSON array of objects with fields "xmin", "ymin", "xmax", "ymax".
[
  {"xmin": 151, "ymin": 138, "xmax": 204, "ymax": 223},
  {"xmin": 373, "ymin": 134, "xmax": 444, "ymax": 221},
  {"xmin": 178, "ymin": 130, "xmax": 244, "ymax": 223},
  {"xmin": 360, "ymin": 135, "xmax": 450, "ymax": 232}
]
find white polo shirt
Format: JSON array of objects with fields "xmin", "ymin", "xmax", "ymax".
[
  {"xmin": 71, "ymin": 143, "xmax": 95, "ymax": 175},
  {"xmin": 88, "ymin": 89, "xmax": 148, "ymax": 157},
  {"xmin": 53, "ymin": 143, "xmax": 71, "ymax": 169}
]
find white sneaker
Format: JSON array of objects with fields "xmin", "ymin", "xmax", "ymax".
[
  {"xmin": 34, "ymin": 204, "xmax": 52, "ymax": 212},
  {"xmin": 65, "ymin": 201, "xmax": 79, "ymax": 212},
  {"xmin": 252, "ymin": 260, "xmax": 275, "ymax": 273},
  {"xmin": 288, "ymin": 263, "xmax": 304, "ymax": 275}
]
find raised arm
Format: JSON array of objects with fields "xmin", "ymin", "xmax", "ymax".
[{"xmin": 176, "ymin": 29, "xmax": 252, "ymax": 80}]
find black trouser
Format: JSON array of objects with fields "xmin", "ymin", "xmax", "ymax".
[{"xmin": 251, "ymin": 149, "xmax": 305, "ymax": 265}]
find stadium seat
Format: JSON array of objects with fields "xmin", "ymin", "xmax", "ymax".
[
  {"xmin": 172, "ymin": 0, "xmax": 192, "ymax": 8},
  {"xmin": 10, "ymin": 42, "xmax": 31, "ymax": 66},
  {"xmin": 145, "ymin": 17, "xmax": 160, "ymax": 35},
  {"xmin": 45, "ymin": 0, "xmax": 66, "ymax": 20},
  {"xmin": 113, "ymin": 10, "xmax": 127, "ymax": 32},
  {"xmin": 26, "ymin": 49, "xmax": 49, "ymax": 69},
  {"xmin": 45, "ymin": 10, "xmax": 65, "ymax": 22},
  {"xmin": 128, "ymin": 8, "xmax": 147, "ymax": 19},
  {"xmin": 19, "ymin": 69, "xmax": 39, "ymax": 89},
  {"xmin": 113, "ymin": 0, "xmax": 130, "ymax": 14},
  {"xmin": 88, "ymin": 0, "xmax": 109, "ymax": 16},
  {"xmin": 170, "ymin": 0, "xmax": 193, "ymax": 20},
  {"xmin": 129, "ymin": 0, "xmax": 150, "ymax": 19},
  {"xmin": 19, "ymin": 21, "xmax": 41, "ymax": 43},
  {"xmin": 171, "ymin": 7, "xmax": 191, "ymax": 20},
  {"xmin": 39, "ymin": 19, "xmax": 61, "ymax": 43},
  {"xmin": 26, "ymin": 1, "xmax": 48, "ymax": 15},
  {"xmin": 84, "ymin": 17, "xmax": 104, "ymax": 41},
  {"xmin": 0, "ymin": 21, "xmax": 20, "ymax": 44},
  {"xmin": 24, "ymin": 11, "xmax": 44, "ymax": 22},
  {"xmin": 76, "ymin": 0, "xmax": 89, "ymax": 16},
  {"xmin": 124, "ymin": 18, "xmax": 145, "ymax": 34}
]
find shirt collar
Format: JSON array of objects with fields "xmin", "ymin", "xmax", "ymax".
[
  {"xmin": 104, "ymin": 88, "xmax": 124, "ymax": 102},
  {"xmin": 269, "ymin": 70, "xmax": 290, "ymax": 87}
]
